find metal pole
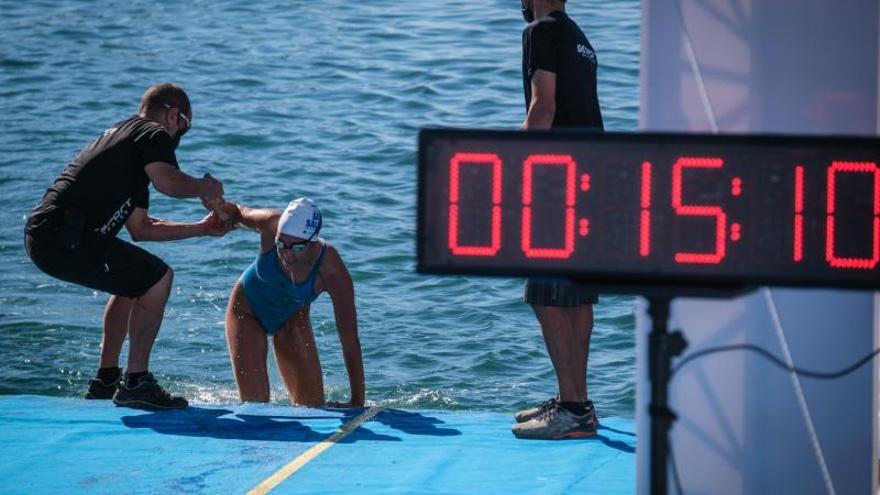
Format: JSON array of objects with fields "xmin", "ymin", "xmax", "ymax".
[{"xmin": 647, "ymin": 296, "xmax": 686, "ymax": 495}]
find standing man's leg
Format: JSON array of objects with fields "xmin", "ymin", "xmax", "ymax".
[
  {"xmin": 90, "ymin": 270, "xmax": 173, "ymax": 398},
  {"xmin": 86, "ymin": 295, "xmax": 135, "ymax": 399},
  {"xmin": 100, "ymin": 295, "xmax": 135, "ymax": 368},
  {"xmin": 570, "ymin": 304, "xmax": 594, "ymax": 403},
  {"xmin": 108, "ymin": 241, "xmax": 187, "ymax": 410},
  {"xmin": 513, "ymin": 281, "xmax": 598, "ymax": 439},
  {"xmin": 125, "ymin": 268, "xmax": 172, "ymax": 373},
  {"xmin": 534, "ymin": 304, "xmax": 593, "ymax": 405}
]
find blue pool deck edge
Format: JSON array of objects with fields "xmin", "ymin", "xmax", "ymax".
[{"xmin": 0, "ymin": 395, "xmax": 636, "ymax": 494}]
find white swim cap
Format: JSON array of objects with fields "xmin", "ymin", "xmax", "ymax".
[{"xmin": 278, "ymin": 198, "xmax": 322, "ymax": 240}]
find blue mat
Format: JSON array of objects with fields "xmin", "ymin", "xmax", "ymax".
[{"xmin": 0, "ymin": 395, "xmax": 635, "ymax": 494}]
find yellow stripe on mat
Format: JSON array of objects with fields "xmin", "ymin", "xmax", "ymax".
[{"xmin": 247, "ymin": 406, "xmax": 384, "ymax": 495}]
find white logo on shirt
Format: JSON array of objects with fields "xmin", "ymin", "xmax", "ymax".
[
  {"xmin": 577, "ymin": 44, "xmax": 596, "ymax": 64},
  {"xmin": 95, "ymin": 198, "xmax": 133, "ymax": 235}
]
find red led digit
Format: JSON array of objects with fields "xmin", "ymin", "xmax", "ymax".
[
  {"xmin": 640, "ymin": 161, "xmax": 652, "ymax": 257},
  {"xmin": 794, "ymin": 165, "xmax": 804, "ymax": 262},
  {"xmin": 825, "ymin": 161, "xmax": 880, "ymax": 270},
  {"xmin": 448, "ymin": 152, "xmax": 503, "ymax": 256},
  {"xmin": 672, "ymin": 157, "xmax": 727, "ymax": 264},
  {"xmin": 521, "ymin": 154, "xmax": 577, "ymax": 259}
]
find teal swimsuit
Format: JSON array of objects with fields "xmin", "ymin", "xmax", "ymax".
[{"xmin": 240, "ymin": 244, "xmax": 326, "ymax": 335}]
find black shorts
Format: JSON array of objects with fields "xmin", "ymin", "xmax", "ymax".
[
  {"xmin": 524, "ymin": 278, "xmax": 598, "ymax": 307},
  {"xmin": 25, "ymin": 231, "xmax": 169, "ymax": 299}
]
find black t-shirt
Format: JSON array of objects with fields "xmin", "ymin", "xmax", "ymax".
[
  {"xmin": 27, "ymin": 115, "xmax": 179, "ymax": 238},
  {"xmin": 522, "ymin": 11, "xmax": 604, "ymax": 129}
]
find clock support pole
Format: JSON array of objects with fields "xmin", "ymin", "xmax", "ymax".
[{"xmin": 647, "ymin": 296, "xmax": 688, "ymax": 495}]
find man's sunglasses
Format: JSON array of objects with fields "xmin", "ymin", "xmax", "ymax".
[
  {"xmin": 162, "ymin": 103, "xmax": 191, "ymax": 136},
  {"xmin": 275, "ymin": 238, "xmax": 311, "ymax": 252}
]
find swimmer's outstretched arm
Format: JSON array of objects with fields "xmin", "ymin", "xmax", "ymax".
[
  {"xmin": 323, "ymin": 246, "xmax": 366, "ymax": 408},
  {"xmin": 221, "ymin": 203, "xmax": 282, "ymax": 252}
]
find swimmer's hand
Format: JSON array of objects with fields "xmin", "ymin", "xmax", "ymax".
[
  {"xmin": 201, "ymin": 211, "xmax": 236, "ymax": 237},
  {"xmin": 215, "ymin": 201, "xmax": 242, "ymax": 225}
]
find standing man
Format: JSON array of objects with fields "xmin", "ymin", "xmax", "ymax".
[
  {"xmin": 24, "ymin": 83, "xmax": 229, "ymax": 410},
  {"xmin": 512, "ymin": 0, "xmax": 604, "ymax": 439}
]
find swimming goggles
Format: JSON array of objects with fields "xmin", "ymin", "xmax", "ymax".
[{"xmin": 275, "ymin": 238, "xmax": 311, "ymax": 252}]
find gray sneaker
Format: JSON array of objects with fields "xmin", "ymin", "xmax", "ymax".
[
  {"xmin": 112, "ymin": 373, "xmax": 188, "ymax": 410},
  {"xmin": 514, "ymin": 397, "xmax": 558, "ymax": 423},
  {"xmin": 512, "ymin": 403, "xmax": 598, "ymax": 440}
]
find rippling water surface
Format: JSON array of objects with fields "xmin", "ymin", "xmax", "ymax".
[{"xmin": 0, "ymin": 0, "xmax": 641, "ymax": 417}]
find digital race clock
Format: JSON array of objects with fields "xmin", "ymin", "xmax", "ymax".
[{"xmin": 416, "ymin": 129, "xmax": 880, "ymax": 291}]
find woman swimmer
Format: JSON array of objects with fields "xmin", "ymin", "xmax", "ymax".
[{"xmin": 220, "ymin": 198, "xmax": 365, "ymax": 407}]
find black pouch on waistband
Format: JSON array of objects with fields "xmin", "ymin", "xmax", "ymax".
[{"xmin": 60, "ymin": 207, "xmax": 86, "ymax": 252}]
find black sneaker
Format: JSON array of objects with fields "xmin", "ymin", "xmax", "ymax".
[
  {"xmin": 112, "ymin": 373, "xmax": 188, "ymax": 410},
  {"xmin": 85, "ymin": 377, "xmax": 120, "ymax": 400}
]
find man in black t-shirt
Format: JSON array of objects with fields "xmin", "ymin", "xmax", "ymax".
[
  {"xmin": 24, "ymin": 83, "xmax": 230, "ymax": 410},
  {"xmin": 512, "ymin": 0, "xmax": 604, "ymax": 440}
]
